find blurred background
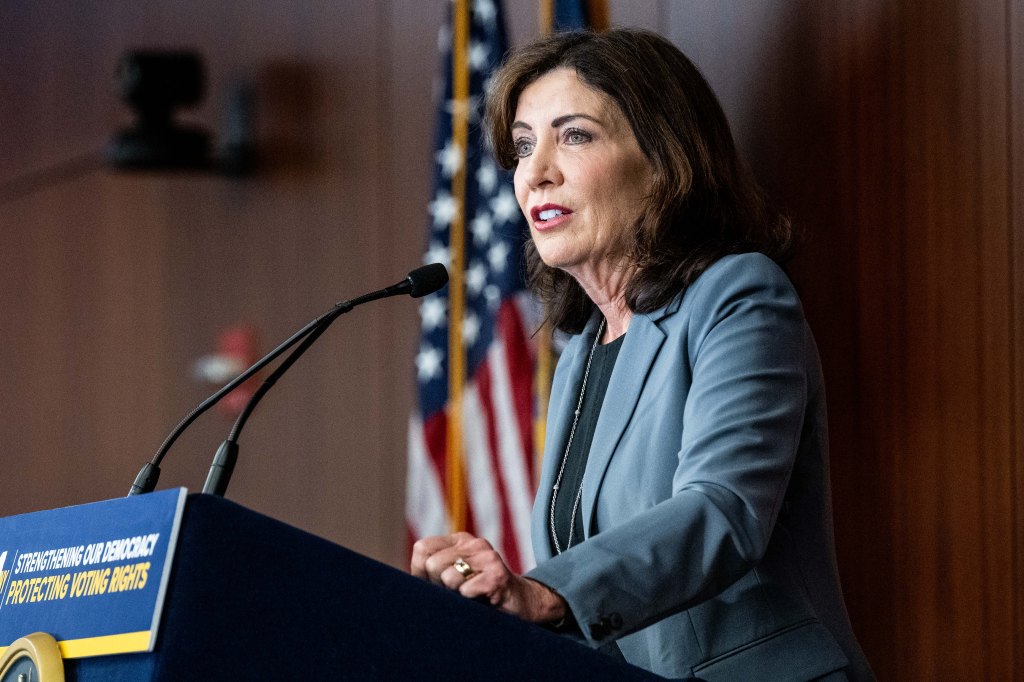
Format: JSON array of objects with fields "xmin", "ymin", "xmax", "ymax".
[{"xmin": 1, "ymin": 1, "xmax": 1020, "ymax": 679}]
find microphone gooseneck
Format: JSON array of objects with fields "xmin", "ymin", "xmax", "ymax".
[
  {"xmin": 201, "ymin": 321, "xmax": 332, "ymax": 497},
  {"xmin": 129, "ymin": 263, "xmax": 448, "ymax": 496},
  {"xmin": 202, "ymin": 263, "xmax": 448, "ymax": 497}
]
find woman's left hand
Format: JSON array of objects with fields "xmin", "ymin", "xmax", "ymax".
[{"xmin": 411, "ymin": 532, "xmax": 567, "ymax": 624}]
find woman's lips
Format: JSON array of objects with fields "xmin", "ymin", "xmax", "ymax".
[{"xmin": 530, "ymin": 203, "xmax": 573, "ymax": 230}]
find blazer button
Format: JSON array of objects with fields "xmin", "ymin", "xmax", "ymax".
[{"xmin": 589, "ymin": 613, "xmax": 624, "ymax": 639}]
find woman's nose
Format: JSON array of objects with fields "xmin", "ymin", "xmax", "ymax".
[{"xmin": 521, "ymin": 143, "xmax": 561, "ymax": 189}]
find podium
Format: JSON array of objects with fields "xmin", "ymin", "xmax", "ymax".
[{"xmin": 55, "ymin": 494, "xmax": 660, "ymax": 680}]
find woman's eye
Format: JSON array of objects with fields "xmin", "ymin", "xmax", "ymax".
[
  {"xmin": 564, "ymin": 128, "xmax": 591, "ymax": 144},
  {"xmin": 514, "ymin": 139, "xmax": 535, "ymax": 157}
]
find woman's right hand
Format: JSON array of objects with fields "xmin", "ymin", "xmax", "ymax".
[{"xmin": 411, "ymin": 532, "xmax": 567, "ymax": 624}]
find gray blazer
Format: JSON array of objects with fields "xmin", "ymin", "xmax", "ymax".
[{"xmin": 526, "ymin": 254, "xmax": 873, "ymax": 681}]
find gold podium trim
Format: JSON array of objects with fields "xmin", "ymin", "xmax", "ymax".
[
  {"xmin": 0, "ymin": 630, "xmax": 149, "ymax": 661},
  {"xmin": 0, "ymin": 632, "xmax": 65, "ymax": 681}
]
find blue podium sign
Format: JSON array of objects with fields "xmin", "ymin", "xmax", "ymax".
[{"xmin": 0, "ymin": 488, "xmax": 186, "ymax": 658}]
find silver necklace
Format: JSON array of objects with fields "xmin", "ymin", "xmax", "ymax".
[{"xmin": 549, "ymin": 318, "xmax": 605, "ymax": 554}]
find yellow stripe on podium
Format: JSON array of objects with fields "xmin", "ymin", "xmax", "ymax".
[
  {"xmin": 0, "ymin": 632, "xmax": 146, "ymax": 659},
  {"xmin": 0, "ymin": 632, "xmax": 152, "ymax": 660}
]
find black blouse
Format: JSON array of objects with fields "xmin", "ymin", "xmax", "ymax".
[{"xmin": 549, "ymin": 333, "xmax": 625, "ymax": 554}]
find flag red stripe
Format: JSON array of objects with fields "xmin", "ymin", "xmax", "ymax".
[
  {"xmin": 500, "ymin": 301, "xmax": 536, "ymax": 482},
  {"xmin": 474, "ymin": 358, "xmax": 523, "ymax": 572},
  {"xmin": 423, "ymin": 411, "xmax": 449, "ymax": 498}
]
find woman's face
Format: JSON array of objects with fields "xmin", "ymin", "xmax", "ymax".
[{"xmin": 512, "ymin": 68, "xmax": 653, "ymax": 285}]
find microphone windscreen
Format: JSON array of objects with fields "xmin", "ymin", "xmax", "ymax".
[{"xmin": 407, "ymin": 263, "xmax": 449, "ymax": 298}]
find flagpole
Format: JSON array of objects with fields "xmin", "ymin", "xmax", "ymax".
[
  {"xmin": 539, "ymin": 0, "xmax": 553, "ymax": 35},
  {"xmin": 587, "ymin": 0, "xmax": 610, "ymax": 30},
  {"xmin": 532, "ymin": 0, "xmax": 555, "ymax": 483},
  {"xmin": 532, "ymin": 1, "xmax": 609, "ymax": 483},
  {"xmin": 446, "ymin": 0, "xmax": 471, "ymax": 533}
]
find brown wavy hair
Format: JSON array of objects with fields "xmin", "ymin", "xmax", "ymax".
[{"xmin": 484, "ymin": 28, "xmax": 793, "ymax": 333}]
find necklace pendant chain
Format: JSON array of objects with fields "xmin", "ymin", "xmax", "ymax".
[{"xmin": 549, "ymin": 318, "xmax": 605, "ymax": 555}]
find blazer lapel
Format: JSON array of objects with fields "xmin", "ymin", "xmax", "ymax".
[{"xmin": 580, "ymin": 311, "xmax": 667, "ymax": 537}]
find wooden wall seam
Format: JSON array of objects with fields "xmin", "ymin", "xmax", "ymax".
[{"xmin": 1008, "ymin": 0, "xmax": 1024, "ymax": 675}]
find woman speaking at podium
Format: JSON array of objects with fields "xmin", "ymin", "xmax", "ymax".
[{"xmin": 411, "ymin": 28, "xmax": 873, "ymax": 681}]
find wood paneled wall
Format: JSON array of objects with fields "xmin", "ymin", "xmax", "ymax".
[
  {"xmin": 664, "ymin": 1, "xmax": 1023, "ymax": 678},
  {"xmin": 0, "ymin": 1, "xmax": 1019, "ymax": 679},
  {"xmin": 0, "ymin": 0, "xmax": 449, "ymax": 566}
]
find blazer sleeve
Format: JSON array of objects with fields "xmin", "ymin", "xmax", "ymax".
[{"xmin": 526, "ymin": 254, "xmax": 810, "ymax": 646}]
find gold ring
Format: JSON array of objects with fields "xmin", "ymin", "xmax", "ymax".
[{"xmin": 453, "ymin": 557, "xmax": 474, "ymax": 578}]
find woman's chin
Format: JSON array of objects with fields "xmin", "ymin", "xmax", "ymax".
[
  {"xmin": 533, "ymin": 242, "xmax": 580, "ymax": 272},
  {"xmin": 537, "ymin": 254, "xmax": 578, "ymax": 273}
]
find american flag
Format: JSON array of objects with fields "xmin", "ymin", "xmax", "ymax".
[
  {"xmin": 543, "ymin": 0, "xmax": 608, "ymax": 32},
  {"xmin": 406, "ymin": 0, "xmax": 538, "ymax": 573}
]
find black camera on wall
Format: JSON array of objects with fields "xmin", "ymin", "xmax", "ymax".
[{"xmin": 108, "ymin": 51, "xmax": 212, "ymax": 170}]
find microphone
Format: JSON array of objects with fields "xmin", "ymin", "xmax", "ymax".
[
  {"xmin": 128, "ymin": 263, "xmax": 448, "ymax": 496},
  {"xmin": 388, "ymin": 262, "xmax": 449, "ymax": 299},
  {"xmin": 202, "ymin": 263, "xmax": 449, "ymax": 496}
]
